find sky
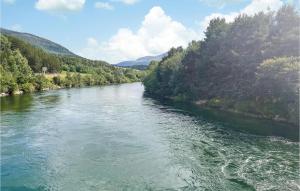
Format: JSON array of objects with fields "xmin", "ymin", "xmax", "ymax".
[{"xmin": 1, "ymin": 0, "xmax": 298, "ymax": 64}]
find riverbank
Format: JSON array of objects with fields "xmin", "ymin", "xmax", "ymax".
[
  {"xmin": 145, "ymin": 92, "xmax": 298, "ymax": 129},
  {"xmin": 0, "ymin": 80, "xmax": 141, "ymax": 97},
  {"xmin": 194, "ymin": 98, "xmax": 298, "ymax": 126},
  {"xmin": 141, "ymin": 6, "xmax": 299, "ymax": 133},
  {"xmin": 0, "ymin": 86, "xmax": 61, "ymax": 97},
  {"xmin": 1, "ymin": 34, "xmax": 146, "ymax": 98}
]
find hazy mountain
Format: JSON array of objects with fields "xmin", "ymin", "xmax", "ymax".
[
  {"xmin": 115, "ymin": 53, "xmax": 167, "ymax": 67},
  {"xmin": 0, "ymin": 28, "xmax": 75, "ymax": 56}
]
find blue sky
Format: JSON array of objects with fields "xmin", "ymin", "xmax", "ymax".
[{"xmin": 1, "ymin": 0, "xmax": 298, "ymax": 63}]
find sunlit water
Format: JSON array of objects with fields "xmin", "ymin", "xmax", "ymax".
[{"xmin": 1, "ymin": 83, "xmax": 299, "ymax": 191}]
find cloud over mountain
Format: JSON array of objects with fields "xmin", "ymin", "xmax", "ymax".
[
  {"xmin": 79, "ymin": 0, "xmax": 284, "ymax": 64},
  {"xmin": 79, "ymin": 6, "xmax": 199, "ymax": 63}
]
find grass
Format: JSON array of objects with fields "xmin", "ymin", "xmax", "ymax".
[{"xmin": 36, "ymin": 71, "xmax": 89, "ymax": 80}]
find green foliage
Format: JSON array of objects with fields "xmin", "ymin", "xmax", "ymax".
[
  {"xmin": 1, "ymin": 28, "xmax": 75, "ymax": 56},
  {"xmin": 7, "ymin": 35, "xmax": 61, "ymax": 72},
  {"xmin": 34, "ymin": 75, "xmax": 52, "ymax": 91},
  {"xmin": 143, "ymin": 5, "xmax": 300, "ymax": 124},
  {"xmin": 254, "ymin": 57, "xmax": 299, "ymax": 124},
  {"xmin": 20, "ymin": 83, "xmax": 35, "ymax": 93},
  {"xmin": 255, "ymin": 57, "xmax": 299, "ymax": 101},
  {"xmin": 0, "ymin": 65, "xmax": 17, "ymax": 93},
  {"xmin": 52, "ymin": 76, "xmax": 62, "ymax": 86},
  {"xmin": 144, "ymin": 48, "xmax": 184, "ymax": 97},
  {"xmin": 1, "ymin": 35, "xmax": 34, "ymax": 93},
  {"xmin": 1, "ymin": 34, "xmax": 144, "ymax": 95}
]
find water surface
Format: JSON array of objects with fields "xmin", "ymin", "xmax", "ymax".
[{"xmin": 1, "ymin": 83, "xmax": 299, "ymax": 191}]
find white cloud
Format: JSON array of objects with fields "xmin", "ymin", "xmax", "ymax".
[
  {"xmin": 241, "ymin": 0, "xmax": 283, "ymax": 15},
  {"xmin": 79, "ymin": 0, "xmax": 284, "ymax": 64},
  {"xmin": 35, "ymin": 0, "xmax": 85, "ymax": 12},
  {"xmin": 200, "ymin": 0, "xmax": 283, "ymax": 30},
  {"xmin": 112, "ymin": 0, "xmax": 139, "ymax": 5},
  {"xmin": 2, "ymin": 0, "xmax": 15, "ymax": 4},
  {"xmin": 199, "ymin": 0, "xmax": 243, "ymax": 9},
  {"xmin": 200, "ymin": 12, "xmax": 238, "ymax": 32},
  {"xmin": 10, "ymin": 24, "xmax": 22, "ymax": 32},
  {"xmin": 79, "ymin": 6, "xmax": 200, "ymax": 64},
  {"xmin": 95, "ymin": 1, "xmax": 114, "ymax": 10}
]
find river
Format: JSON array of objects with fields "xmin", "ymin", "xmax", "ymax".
[{"xmin": 1, "ymin": 83, "xmax": 299, "ymax": 191}]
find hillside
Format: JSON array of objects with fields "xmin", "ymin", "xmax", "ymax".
[
  {"xmin": 0, "ymin": 28, "xmax": 75, "ymax": 56},
  {"xmin": 115, "ymin": 53, "xmax": 167, "ymax": 68},
  {"xmin": 0, "ymin": 33, "xmax": 145, "ymax": 95},
  {"xmin": 143, "ymin": 5, "xmax": 300, "ymax": 125}
]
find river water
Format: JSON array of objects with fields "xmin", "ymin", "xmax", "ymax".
[{"xmin": 1, "ymin": 83, "xmax": 299, "ymax": 191}]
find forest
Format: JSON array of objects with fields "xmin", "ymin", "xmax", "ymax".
[
  {"xmin": 0, "ymin": 34, "xmax": 145, "ymax": 95},
  {"xmin": 143, "ymin": 5, "xmax": 300, "ymax": 125}
]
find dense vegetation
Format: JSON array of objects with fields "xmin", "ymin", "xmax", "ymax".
[
  {"xmin": 0, "ymin": 34, "xmax": 145, "ymax": 95},
  {"xmin": 143, "ymin": 6, "xmax": 299, "ymax": 125}
]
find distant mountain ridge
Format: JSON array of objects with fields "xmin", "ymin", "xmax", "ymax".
[
  {"xmin": 0, "ymin": 28, "xmax": 75, "ymax": 56},
  {"xmin": 116, "ymin": 53, "xmax": 167, "ymax": 67}
]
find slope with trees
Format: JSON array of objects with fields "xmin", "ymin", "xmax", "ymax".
[
  {"xmin": 143, "ymin": 6, "xmax": 300, "ymax": 125},
  {"xmin": 0, "ymin": 28, "xmax": 75, "ymax": 56},
  {"xmin": 0, "ymin": 34, "xmax": 145, "ymax": 95}
]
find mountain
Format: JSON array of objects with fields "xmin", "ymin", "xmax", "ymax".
[
  {"xmin": 116, "ymin": 53, "xmax": 167, "ymax": 68},
  {"xmin": 1, "ymin": 32, "xmax": 143, "ymax": 95},
  {"xmin": 0, "ymin": 28, "xmax": 75, "ymax": 56}
]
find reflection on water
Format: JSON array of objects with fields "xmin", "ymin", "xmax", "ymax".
[
  {"xmin": 1, "ymin": 94, "xmax": 34, "ymax": 112},
  {"xmin": 1, "ymin": 83, "xmax": 299, "ymax": 191},
  {"xmin": 153, "ymin": 99, "xmax": 299, "ymax": 141},
  {"xmin": 1, "ymin": 92, "xmax": 61, "ymax": 113},
  {"xmin": 36, "ymin": 94, "xmax": 61, "ymax": 105}
]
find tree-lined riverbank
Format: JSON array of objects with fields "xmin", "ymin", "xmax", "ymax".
[
  {"xmin": 143, "ymin": 6, "xmax": 299, "ymax": 125},
  {"xmin": 0, "ymin": 35, "xmax": 145, "ymax": 96}
]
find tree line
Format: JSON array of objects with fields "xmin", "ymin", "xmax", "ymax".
[
  {"xmin": 143, "ymin": 5, "xmax": 299, "ymax": 125},
  {"xmin": 0, "ymin": 34, "xmax": 145, "ymax": 94}
]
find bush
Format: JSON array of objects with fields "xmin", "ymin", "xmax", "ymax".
[
  {"xmin": 53, "ymin": 76, "xmax": 62, "ymax": 86},
  {"xmin": 20, "ymin": 83, "xmax": 35, "ymax": 93},
  {"xmin": 35, "ymin": 75, "xmax": 52, "ymax": 91},
  {"xmin": 255, "ymin": 57, "xmax": 299, "ymax": 105}
]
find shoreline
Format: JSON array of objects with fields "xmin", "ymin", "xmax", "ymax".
[
  {"xmin": 198, "ymin": 100, "xmax": 298, "ymax": 127},
  {"xmin": 198, "ymin": 103, "xmax": 298, "ymax": 127},
  {"xmin": 0, "ymin": 81, "xmax": 141, "ymax": 97},
  {"xmin": 144, "ymin": 92, "xmax": 298, "ymax": 128}
]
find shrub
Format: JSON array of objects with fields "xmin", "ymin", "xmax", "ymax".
[{"xmin": 20, "ymin": 83, "xmax": 35, "ymax": 93}]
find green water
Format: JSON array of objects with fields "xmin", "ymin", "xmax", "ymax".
[{"xmin": 1, "ymin": 83, "xmax": 299, "ymax": 191}]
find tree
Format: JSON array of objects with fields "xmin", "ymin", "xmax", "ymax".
[
  {"xmin": 265, "ymin": 5, "xmax": 300, "ymax": 58},
  {"xmin": 143, "ymin": 5, "xmax": 300, "ymax": 124}
]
